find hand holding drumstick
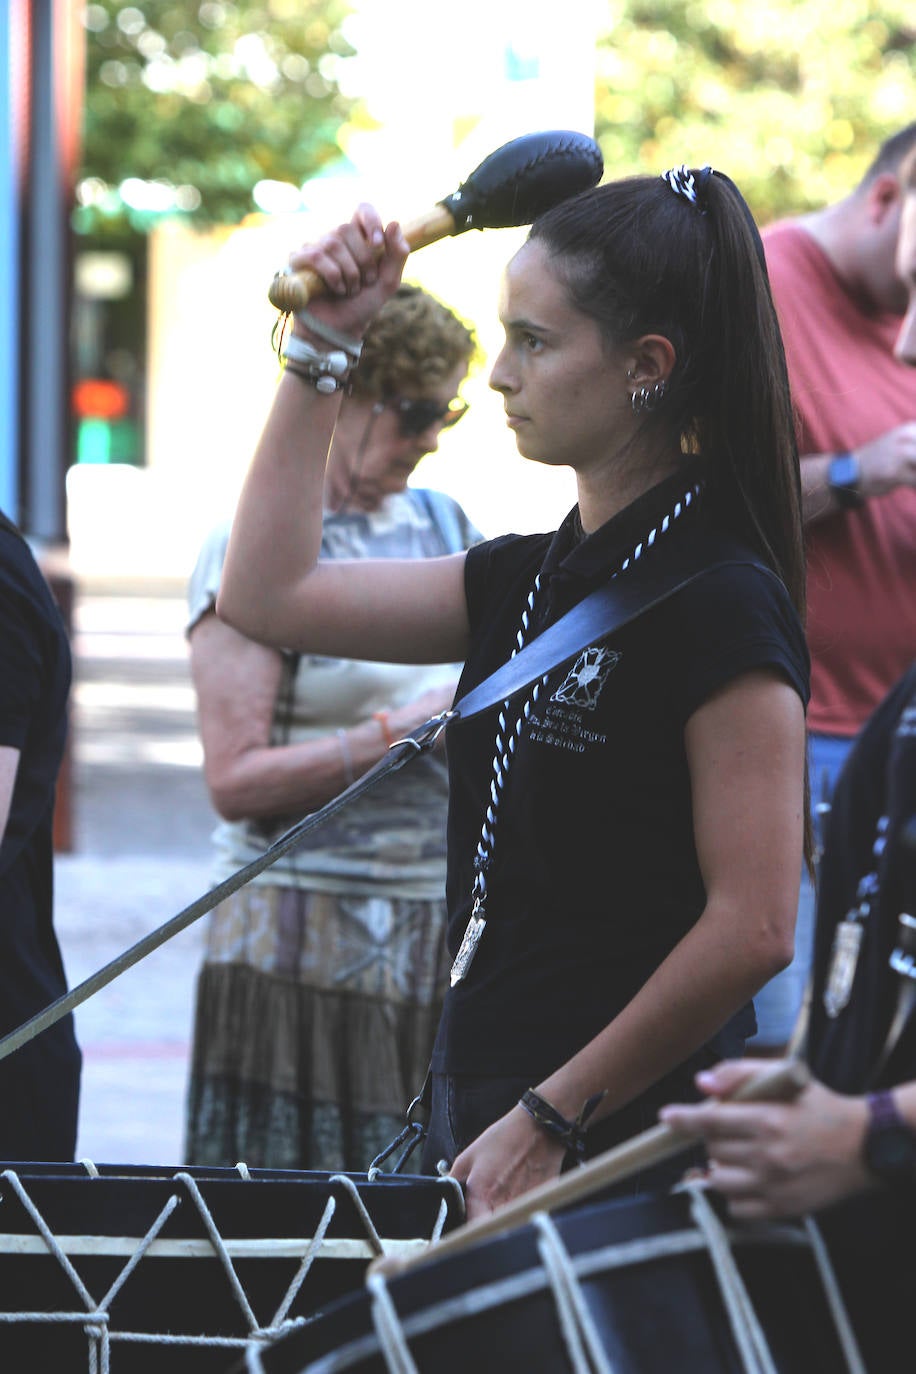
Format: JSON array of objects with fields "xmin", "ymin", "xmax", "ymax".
[
  {"xmin": 372, "ymin": 1058, "xmax": 811, "ymax": 1280},
  {"xmin": 660, "ymin": 1057, "xmax": 875, "ymax": 1221}
]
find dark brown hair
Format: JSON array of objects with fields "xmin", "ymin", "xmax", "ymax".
[
  {"xmin": 529, "ymin": 172, "xmax": 805, "ymax": 623},
  {"xmin": 530, "ymin": 170, "xmax": 812, "ymax": 867}
]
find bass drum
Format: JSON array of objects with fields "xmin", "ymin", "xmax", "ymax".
[
  {"xmin": 0, "ymin": 1161, "xmax": 463, "ymax": 1373},
  {"xmin": 246, "ymin": 1184, "xmax": 871, "ymax": 1374}
]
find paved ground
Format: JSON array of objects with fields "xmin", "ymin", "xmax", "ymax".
[{"xmin": 52, "ymin": 577, "xmax": 217, "ymax": 1167}]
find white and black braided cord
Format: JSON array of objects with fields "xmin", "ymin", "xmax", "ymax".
[{"xmin": 469, "ymin": 482, "xmax": 701, "ymax": 919}]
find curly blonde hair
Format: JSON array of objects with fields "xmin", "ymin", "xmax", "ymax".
[{"xmin": 351, "ymin": 283, "xmax": 478, "ymax": 400}]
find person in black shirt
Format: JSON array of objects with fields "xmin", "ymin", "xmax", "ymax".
[
  {"xmin": 663, "ymin": 662, "xmax": 916, "ymax": 1217},
  {"xmin": 0, "ymin": 511, "xmax": 81, "ymax": 1158},
  {"xmin": 218, "ymin": 164, "xmax": 810, "ymax": 1220},
  {"xmin": 661, "ymin": 662, "xmax": 916, "ymax": 1372}
]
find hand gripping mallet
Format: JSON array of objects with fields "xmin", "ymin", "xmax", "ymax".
[{"xmin": 268, "ymin": 129, "xmax": 604, "ymax": 313}]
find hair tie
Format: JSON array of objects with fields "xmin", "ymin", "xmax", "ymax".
[
  {"xmin": 661, "ymin": 164, "xmax": 713, "ymax": 214},
  {"xmin": 695, "ymin": 165, "xmax": 714, "ymax": 196}
]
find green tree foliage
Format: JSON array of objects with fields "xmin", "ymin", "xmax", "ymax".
[
  {"xmin": 595, "ymin": 0, "xmax": 915, "ymax": 223},
  {"xmin": 76, "ymin": 0, "xmax": 362, "ymax": 233}
]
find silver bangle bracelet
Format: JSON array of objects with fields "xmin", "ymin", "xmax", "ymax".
[
  {"xmin": 293, "ymin": 307, "xmax": 363, "ymax": 361},
  {"xmin": 282, "ymin": 334, "xmax": 353, "ymax": 394}
]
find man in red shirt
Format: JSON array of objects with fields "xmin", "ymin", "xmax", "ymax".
[{"xmin": 754, "ymin": 125, "xmax": 916, "ymax": 1049}]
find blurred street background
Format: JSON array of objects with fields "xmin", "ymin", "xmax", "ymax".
[{"xmin": 54, "ymin": 574, "xmax": 214, "ymax": 1165}]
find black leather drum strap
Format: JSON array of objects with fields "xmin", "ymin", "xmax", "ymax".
[
  {"xmin": 453, "ymin": 529, "xmax": 770, "ymax": 723},
  {"xmin": 0, "ymin": 531, "xmax": 769, "ymax": 1064}
]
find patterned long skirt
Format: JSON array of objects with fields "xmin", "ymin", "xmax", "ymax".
[{"xmin": 183, "ymin": 884, "xmax": 450, "ymax": 1172}]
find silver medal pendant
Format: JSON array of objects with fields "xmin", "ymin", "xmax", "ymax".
[
  {"xmin": 450, "ymin": 904, "xmax": 486, "ymax": 986},
  {"xmin": 823, "ymin": 919, "xmax": 864, "ymax": 1019}
]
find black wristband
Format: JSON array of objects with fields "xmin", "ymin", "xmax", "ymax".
[{"xmin": 519, "ymin": 1088, "xmax": 605, "ymax": 1164}]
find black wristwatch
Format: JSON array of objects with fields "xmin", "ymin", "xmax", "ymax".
[
  {"xmin": 863, "ymin": 1090, "xmax": 916, "ymax": 1186},
  {"xmin": 827, "ymin": 451, "xmax": 863, "ymax": 509}
]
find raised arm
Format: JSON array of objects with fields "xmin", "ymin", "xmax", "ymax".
[{"xmin": 217, "ymin": 204, "xmax": 470, "ymax": 665}]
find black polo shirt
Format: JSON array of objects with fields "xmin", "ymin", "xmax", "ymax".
[{"xmin": 435, "ymin": 466, "xmax": 809, "ymax": 1080}]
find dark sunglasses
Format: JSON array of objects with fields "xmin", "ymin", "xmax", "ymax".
[{"xmin": 385, "ymin": 396, "xmax": 469, "ymax": 436}]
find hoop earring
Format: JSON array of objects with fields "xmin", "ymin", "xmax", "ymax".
[
  {"xmin": 630, "ymin": 379, "xmax": 668, "ymax": 415},
  {"xmin": 645, "ymin": 379, "xmax": 668, "ymax": 412}
]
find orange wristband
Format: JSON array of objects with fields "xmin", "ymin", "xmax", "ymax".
[{"xmin": 373, "ymin": 710, "xmax": 395, "ymax": 749}]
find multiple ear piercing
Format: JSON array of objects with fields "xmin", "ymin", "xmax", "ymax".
[{"xmin": 628, "ymin": 373, "xmax": 668, "ymax": 416}]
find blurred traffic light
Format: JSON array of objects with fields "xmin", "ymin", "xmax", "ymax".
[{"xmin": 72, "ymin": 378, "xmax": 139, "ymax": 464}]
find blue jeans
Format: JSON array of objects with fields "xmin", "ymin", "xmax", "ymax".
[{"xmin": 751, "ymin": 731, "xmax": 854, "ymax": 1049}]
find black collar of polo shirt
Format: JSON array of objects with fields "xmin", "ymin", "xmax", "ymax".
[{"xmin": 536, "ymin": 453, "xmax": 710, "ymax": 620}]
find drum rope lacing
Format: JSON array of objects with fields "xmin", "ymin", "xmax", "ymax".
[
  {"xmin": 454, "ymin": 480, "xmax": 702, "ymax": 987},
  {"xmin": 306, "ymin": 1184, "xmax": 867, "ymax": 1374},
  {"xmin": 0, "ymin": 1165, "xmax": 459, "ymax": 1372},
  {"xmin": 801, "ymin": 1215, "xmax": 868, "ymax": 1374},
  {"xmin": 367, "ymin": 1270, "xmax": 421, "ymax": 1374},
  {"xmin": 682, "ymin": 1185, "xmax": 866, "ymax": 1374},
  {"xmin": 532, "ymin": 1213, "xmax": 614, "ymax": 1374},
  {"xmin": 685, "ymin": 1183, "xmax": 779, "ymax": 1374}
]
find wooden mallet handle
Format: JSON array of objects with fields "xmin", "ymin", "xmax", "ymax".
[
  {"xmin": 268, "ymin": 205, "xmax": 456, "ymax": 313},
  {"xmin": 370, "ymin": 1058, "xmax": 811, "ymax": 1279}
]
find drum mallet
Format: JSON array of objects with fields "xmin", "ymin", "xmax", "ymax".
[
  {"xmin": 372, "ymin": 1058, "xmax": 811, "ymax": 1278},
  {"xmin": 267, "ymin": 129, "xmax": 604, "ymax": 313}
]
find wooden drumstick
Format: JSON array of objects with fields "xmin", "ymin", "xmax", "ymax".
[
  {"xmin": 371, "ymin": 1058, "xmax": 811, "ymax": 1279},
  {"xmin": 268, "ymin": 129, "xmax": 603, "ymax": 313}
]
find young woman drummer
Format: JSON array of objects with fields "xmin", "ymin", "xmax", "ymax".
[{"xmin": 218, "ymin": 166, "xmax": 810, "ymax": 1222}]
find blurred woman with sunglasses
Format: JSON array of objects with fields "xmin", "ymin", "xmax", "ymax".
[{"xmin": 184, "ymin": 283, "xmax": 480, "ymax": 1171}]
